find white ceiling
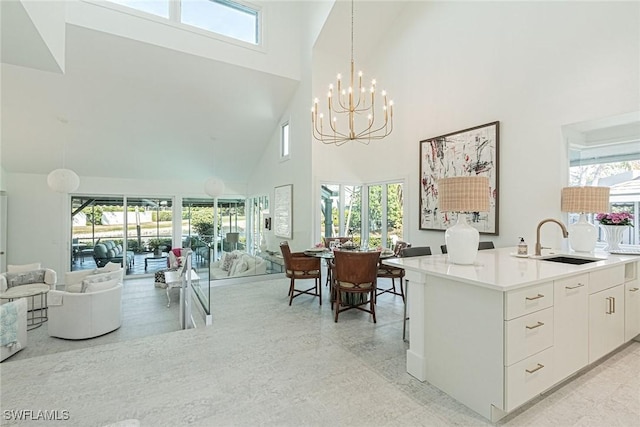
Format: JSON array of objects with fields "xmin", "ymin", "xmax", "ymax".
[{"xmin": 1, "ymin": 13, "xmax": 299, "ymax": 183}]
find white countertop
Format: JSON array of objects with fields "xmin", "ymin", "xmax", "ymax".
[{"xmin": 383, "ymin": 247, "xmax": 640, "ymax": 291}]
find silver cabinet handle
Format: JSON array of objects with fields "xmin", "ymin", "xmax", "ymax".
[
  {"xmin": 565, "ymin": 283, "xmax": 585, "ymax": 290},
  {"xmin": 630, "ymin": 287, "xmax": 639, "ymax": 292},
  {"xmin": 526, "ymin": 321, "xmax": 544, "ymax": 330},
  {"xmin": 606, "ymin": 297, "xmax": 613, "ymax": 314},
  {"xmin": 526, "ymin": 293, "xmax": 544, "ymax": 301},
  {"xmin": 612, "ymin": 296, "xmax": 616, "ymax": 314},
  {"xmin": 526, "ymin": 363, "xmax": 545, "ymax": 374}
]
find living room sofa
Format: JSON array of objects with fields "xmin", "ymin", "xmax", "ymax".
[
  {"xmin": 210, "ymin": 250, "xmax": 267, "ymax": 279},
  {"xmin": 93, "ymin": 240, "xmax": 134, "ymax": 269}
]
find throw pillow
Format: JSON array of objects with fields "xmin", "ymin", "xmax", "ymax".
[
  {"xmin": 7, "ymin": 263, "xmax": 42, "ymax": 273},
  {"xmin": 222, "ymin": 252, "xmax": 238, "ymax": 271},
  {"xmin": 4, "ymin": 269, "xmax": 47, "ymax": 288},
  {"xmin": 243, "ymin": 255, "xmax": 256, "ymax": 271},
  {"xmin": 83, "ymin": 278, "xmax": 119, "ymax": 293},
  {"xmin": 81, "ymin": 270, "xmax": 122, "ymax": 292}
]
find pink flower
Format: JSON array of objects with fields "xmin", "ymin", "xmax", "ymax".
[{"xmin": 596, "ymin": 212, "xmax": 634, "ymax": 226}]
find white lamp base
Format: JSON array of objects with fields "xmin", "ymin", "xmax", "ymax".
[
  {"xmin": 445, "ymin": 214, "xmax": 480, "ymax": 265},
  {"xmin": 569, "ymin": 213, "xmax": 597, "ymax": 252}
]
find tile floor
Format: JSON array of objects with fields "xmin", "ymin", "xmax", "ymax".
[{"xmin": 1, "ymin": 276, "xmax": 639, "ymax": 426}]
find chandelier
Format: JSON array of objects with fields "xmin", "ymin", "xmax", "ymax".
[{"xmin": 311, "ymin": 0, "xmax": 394, "ymax": 146}]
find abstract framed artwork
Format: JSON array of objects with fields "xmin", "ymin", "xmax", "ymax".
[
  {"xmin": 274, "ymin": 184, "xmax": 293, "ymax": 238},
  {"xmin": 419, "ymin": 121, "xmax": 499, "ymax": 234}
]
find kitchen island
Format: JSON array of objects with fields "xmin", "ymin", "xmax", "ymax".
[{"xmin": 383, "ymin": 247, "xmax": 640, "ymax": 421}]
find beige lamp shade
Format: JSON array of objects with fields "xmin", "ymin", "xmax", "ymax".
[
  {"xmin": 438, "ymin": 176, "xmax": 490, "ymax": 213},
  {"xmin": 561, "ymin": 186, "xmax": 610, "ymax": 213}
]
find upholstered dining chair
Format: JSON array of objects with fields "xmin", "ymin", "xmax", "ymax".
[
  {"xmin": 332, "ymin": 250, "xmax": 381, "ymax": 323},
  {"xmin": 441, "ymin": 241, "xmax": 494, "ymax": 254},
  {"xmin": 280, "ymin": 241, "xmax": 322, "ymax": 306},
  {"xmin": 376, "ymin": 240, "xmax": 411, "ymax": 301},
  {"xmin": 399, "ymin": 246, "xmax": 433, "ymax": 342}
]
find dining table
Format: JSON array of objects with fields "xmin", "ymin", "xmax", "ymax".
[{"xmin": 303, "ymin": 247, "xmax": 395, "ymax": 304}]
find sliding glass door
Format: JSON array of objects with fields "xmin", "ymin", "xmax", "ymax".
[{"xmin": 71, "ymin": 196, "xmax": 174, "ymax": 276}]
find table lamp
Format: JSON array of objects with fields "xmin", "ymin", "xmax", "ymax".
[
  {"xmin": 438, "ymin": 176, "xmax": 490, "ymax": 265},
  {"xmin": 561, "ymin": 186, "xmax": 610, "ymax": 252}
]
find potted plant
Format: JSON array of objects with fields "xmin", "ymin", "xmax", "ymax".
[
  {"xmin": 595, "ymin": 212, "xmax": 634, "ymax": 251},
  {"xmin": 148, "ymin": 239, "xmax": 164, "ymax": 256}
]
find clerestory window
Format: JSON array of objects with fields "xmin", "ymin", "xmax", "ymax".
[{"xmin": 105, "ymin": 0, "xmax": 260, "ymax": 45}]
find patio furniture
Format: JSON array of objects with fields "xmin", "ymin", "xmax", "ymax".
[{"xmin": 93, "ymin": 240, "xmax": 134, "ymax": 269}]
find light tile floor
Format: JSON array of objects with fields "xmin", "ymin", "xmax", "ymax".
[{"xmin": 1, "ymin": 276, "xmax": 639, "ymax": 426}]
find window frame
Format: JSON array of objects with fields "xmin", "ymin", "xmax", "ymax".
[
  {"xmin": 280, "ymin": 120, "xmax": 290, "ymax": 161},
  {"xmin": 92, "ymin": 0, "xmax": 262, "ymax": 48}
]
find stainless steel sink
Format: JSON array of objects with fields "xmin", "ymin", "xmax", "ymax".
[{"xmin": 541, "ymin": 256, "xmax": 599, "ymax": 265}]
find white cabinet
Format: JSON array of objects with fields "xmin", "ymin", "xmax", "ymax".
[
  {"xmin": 589, "ymin": 284, "xmax": 625, "ymax": 363},
  {"xmin": 625, "ymin": 279, "xmax": 640, "ymax": 341},
  {"xmin": 505, "ymin": 347, "xmax": 554, "ymax": 412},
  {"xmin": 553, "ymin": 274, "xmax": 589, "ymax": 383},
  {"xmin": 503, "ymin": 282, "xmax": 554, "ymax": 412}
]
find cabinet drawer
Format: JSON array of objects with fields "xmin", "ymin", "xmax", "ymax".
[
  {"xmin": 505, "ymin": 282, "xmax": 554, "ymax": 320},
  {"xmin": 505, "ymin": 307, "xmax": 554, "ymax": 366},
  {"xmin": 589, "ymin": 265, "xmax": 625, "ymax": 295},
  {"xmin": 505, "ymin": 347, "xmax": 554, "ymax": 412}
]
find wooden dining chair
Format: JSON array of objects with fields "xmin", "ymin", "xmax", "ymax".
[
  {"xmin": 376, "ymin": 240, "xmax": 411, "ymax": 301},
  {"xmin": 332, "ymin": 250, "xmax": 381, "ymax": 323},
  {"xmin": 399, "ymin": 246, "xmax": 432, "ymax": 342},
  {"xmin": 280, "ymin": 242, "xmax": 322, "ymax": 306}
]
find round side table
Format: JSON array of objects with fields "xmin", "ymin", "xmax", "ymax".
[{"xmin": 0, "ymin": 283, "xmax": 50, "ymax": 330}]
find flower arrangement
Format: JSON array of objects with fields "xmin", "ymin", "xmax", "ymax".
[{"xmin": 595, "ymin": 212, "xmax": 634, "ymax": 227}]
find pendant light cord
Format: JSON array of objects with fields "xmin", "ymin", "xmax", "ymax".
[{"xmin": 350, "ymin": 0, "xmax": 354, "ymax": 63}]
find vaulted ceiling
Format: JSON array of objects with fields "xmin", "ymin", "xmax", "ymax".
[{"xmin": 1, "ymin": 1, "xmax": 300, "ymax": 184}]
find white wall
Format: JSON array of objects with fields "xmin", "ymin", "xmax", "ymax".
[
  {"xmin": 312, "ymin": 0, "xmax": 640, "ymax": 251},
  {"xmin": 246, "ymin": 1, "xmax": 334, "ymax": 253}
]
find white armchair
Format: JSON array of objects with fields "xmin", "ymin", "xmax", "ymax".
[
  {"xmin": 48, "ymin": 283, "xmax": 123, "ymax": 340},
  {"xmin": 0, "ymin": 263, "xmax": 57, "ymax": 311},
  {"xmin": 48, "ymin": 264, "xmax": 124, "ymax": 340},
  {"xmin": 0, "ymin": 298, "xmax": 27, "ymax": 361}
]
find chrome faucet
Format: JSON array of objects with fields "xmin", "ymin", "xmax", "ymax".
[{"xmin": 535, "ymin": 218, "xmax": 569, "ymax": 256}]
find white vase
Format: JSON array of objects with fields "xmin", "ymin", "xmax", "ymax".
[
  {"xmin": 600, "ymin": 225, "xmax": 626, "ymax": 251},
  {"xmin": 259, "ymin": 235, "xmax": 268, "ymax": 252},
  {"xmin": 445, "ymin": 214, "xmax": 479, "ymax": 265}
]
